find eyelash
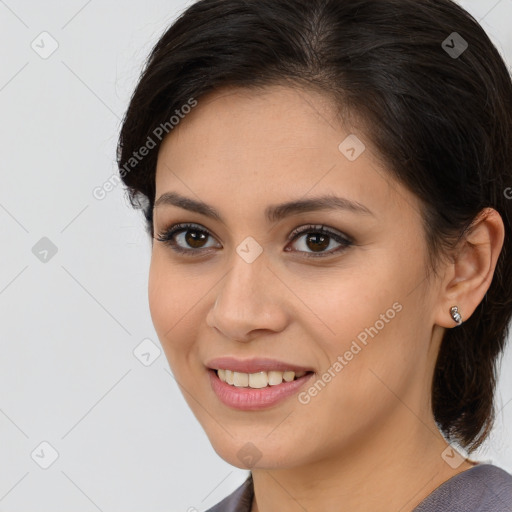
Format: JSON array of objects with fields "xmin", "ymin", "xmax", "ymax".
[{"xmin": 154, "ymin": 222, "xmax": 353, "ymax": 259}]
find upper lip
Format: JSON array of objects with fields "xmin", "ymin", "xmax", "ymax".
[{"xmin": 206, "ymin": 357, "xmax": 314, "ymax": 374}]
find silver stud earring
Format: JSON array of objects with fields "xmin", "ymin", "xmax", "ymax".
[{"xmin": 450, "ymin": 306, "xmax": 463, "ymax": 325}]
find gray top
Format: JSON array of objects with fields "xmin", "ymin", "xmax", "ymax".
[{"xmin": 205, "ymin": 464, "xmax": 512, "ymax": 512}]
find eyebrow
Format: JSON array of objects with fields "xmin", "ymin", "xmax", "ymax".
[{"xmin": 153, "ymin": 191, "xmax": 374, "ymax": 224}]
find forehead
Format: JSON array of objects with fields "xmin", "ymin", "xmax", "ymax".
[
  {"xmin": 154, "ymin": 85, "xmax": 419, "ymax": 224},
  {"xmin": 158, "ymin": 85, "xmax": 347, "ymax": 162}
]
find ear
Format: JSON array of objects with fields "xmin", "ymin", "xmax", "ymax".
[{"xmin": 434, "ymin": 208, "xmax": 505, "ymax": 328}]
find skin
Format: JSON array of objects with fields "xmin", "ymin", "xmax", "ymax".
[{"xmin": 148, "ymin": 85, "xmax": 504, "ymax": 512}]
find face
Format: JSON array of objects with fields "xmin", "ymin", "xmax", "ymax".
[{"xmin": 149, "ymin": 85, "xmax": 443, "ymax": 470}]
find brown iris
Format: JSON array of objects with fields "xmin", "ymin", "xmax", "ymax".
[
  {"xmin": 305, "ymin": 233, "xmax": 329, "ymax": 252},
  {"xmin": 185, "ymin": 230, "xmax": 208, "ymax": 248}
]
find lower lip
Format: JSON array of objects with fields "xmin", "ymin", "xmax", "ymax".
[{"xmin": 208, "ymin": 369, "xmax": 315, "ymax": 411}]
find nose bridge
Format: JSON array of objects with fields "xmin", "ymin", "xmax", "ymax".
[
  {"xmin": 207, "ymin": 245, "xmax": 286, "ymax": 341},
  {"xmin": 216, "ymin": 247, "xmax": 269, "ymax": 316}
]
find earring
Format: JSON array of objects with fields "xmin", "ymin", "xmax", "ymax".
[{"xmin": 450, "ymin": 306, "xmax": 463, "ymax": 325}]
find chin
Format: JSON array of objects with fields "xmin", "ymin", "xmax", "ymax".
[{"xmin": 207, "ymin": 433, "xmax": 306, "ymax": 470}]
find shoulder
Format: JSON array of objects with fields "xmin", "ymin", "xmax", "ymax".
[
  {"xmin": 204, "ymin": 473, "xmax": 253, "ymax": 512},
  {"xmin": 414, "ymin": 463, "xmax": 512, "ymax": 512}
]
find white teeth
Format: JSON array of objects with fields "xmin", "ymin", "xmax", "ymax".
[
  {"xmin": 268, "ymin": 371, "xmax": 285, "ymax": 386},
  {"xmin": 216, "ymin": 369, "xmax": 308, "ymax": 388},
  {"xmin": 233, "ymin": 371, "xmax": 249, "ymax": 387},
  {"xmin": 247, "ymin": 372, "xmax": 266, "ymax": 388},
  {"xmin": 283, "ymin": 371, "xmax": 295, "ymax": 382}
]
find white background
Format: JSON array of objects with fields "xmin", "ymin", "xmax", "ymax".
[{"xmin": 0, "ymin": 1, "xmax": 511, "ymax": 510}]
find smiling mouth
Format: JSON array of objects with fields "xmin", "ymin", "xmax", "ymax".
[{"xmin": 214, "ymin": 369, "xmax": 313, "ymax": 388}]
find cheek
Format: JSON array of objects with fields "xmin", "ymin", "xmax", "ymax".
[
  {"xmin": 147, "ymin": 253, "xmax": 193, "ymax": 357},
  {"xmin": 147, "ymin": 255, "xmax": 170, "ymax": 336},
  {"xmin": 297, "ymin": 312, "xmax": 418, "ymax": 449},
  {"xmin": 295, "ymin": 263, "xmax": 398, "ymax": 349},
  {"xmin": 300, "ymin": 261, "xmax": 423, "ymax": 409}
]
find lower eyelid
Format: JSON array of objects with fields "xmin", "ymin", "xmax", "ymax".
[{"xmin": 158, "ymin": 226, "xmax": 220, "ymax": 251}]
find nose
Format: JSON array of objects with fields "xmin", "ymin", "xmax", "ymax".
[{"xmin": 205, "ymin": 252, "xmax": 288, "ymax": 342}]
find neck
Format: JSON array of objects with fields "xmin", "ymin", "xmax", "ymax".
[{"xmin": 250, "ymin": 411, "xmax": 475, "ymax": 512}]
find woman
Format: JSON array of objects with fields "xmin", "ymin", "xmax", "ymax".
[{"xmin": 117, "ymin": 0, "xmax": 512, "ymax": 510}]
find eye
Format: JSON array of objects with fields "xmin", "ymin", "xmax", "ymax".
[
  {"xmin": 285, "ymin": 224, "xmax": 353, "ymax": 258},
  {"xmin": 154, "ymin": 222, "xmax": 353, "ymax": 258},
  {"xmin": 155, "ymin": 223, "xmax": 220, "ymax": 255}
]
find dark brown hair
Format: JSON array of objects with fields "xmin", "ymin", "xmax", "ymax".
[{"xmin": 117, "ymin": 0, "xmax": 512, "ymax": 452}]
